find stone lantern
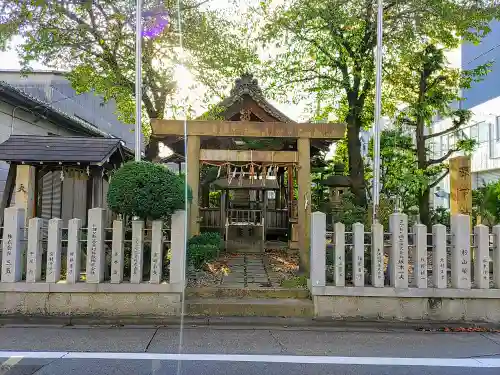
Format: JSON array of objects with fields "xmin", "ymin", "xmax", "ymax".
[{"xmin": 320, "ymin": 164, "xmax": 351, "ymax": 209}]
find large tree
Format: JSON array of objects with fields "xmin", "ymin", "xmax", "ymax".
[
  {"xmin": 256, "ymin": 0, "xmax": 499, "ymax": 206},
  {"xmin": 331, "ymin": 128, "xmax": 423, "ymax": 212},
  {"xmin": 390, "ymin": 44, "xmax": 489, "ymax": 226},
  {"xmin": 0, "ymin": 0, "xmax": 258, "ymax": 159}
]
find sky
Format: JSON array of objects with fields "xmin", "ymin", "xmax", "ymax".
[{"xmin": 0, "ymin": 0, "xmax": 306, "ymax": 122}]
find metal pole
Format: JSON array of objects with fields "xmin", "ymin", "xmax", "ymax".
[
  {"xmin": 135, "ymin": 0, "xmax": 143, "ymax": 161},
  {"xmin": 372, "ymin": 0, "xmax": 383, "ymax": 222}
]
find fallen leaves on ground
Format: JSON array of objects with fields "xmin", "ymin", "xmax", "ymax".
[
  {"xmin": 266, "ymin": 249, "xmax": 299, "ymax": 273},
  {"xmin": 416, "ymin": 327, "xmax": 500, "ymax": 333}
]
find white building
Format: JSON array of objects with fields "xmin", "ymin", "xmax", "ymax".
[{"xmin": 432, "ymin": 21, "xmax": 500, "ymax": 209}]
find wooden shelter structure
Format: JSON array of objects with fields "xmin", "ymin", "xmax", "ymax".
[
  {"xmin": 151, "ymin": 74, "xmax": 345, "ymax": 270},
  {"xmin": 0, "ymin": 135, "xmax": 131, "ymax": 226}
]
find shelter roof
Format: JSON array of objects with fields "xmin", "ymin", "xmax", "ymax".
[{"xmin": 0, "ymin": 135, "xmax": 131, "ymax": 165}]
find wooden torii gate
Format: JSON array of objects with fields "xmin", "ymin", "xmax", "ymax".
[{"xmin": 151, "ymin": 119, "xmax": 345, "ymax": 272}]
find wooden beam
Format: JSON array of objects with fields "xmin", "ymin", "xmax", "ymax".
[
  {"xmin": 151, "ymin": 119, "xmax": 345, "ymax": 139},
  {"xmin": 187, "ymin": 135, "xmax": 201, "ymax": 237},
  {"xmin": 199, "ymin": 149, "xmax": 298, "ymax": 163},
  {"xmin": 14, "ymin": 164, "xmax": 36, "ymax": 224},
  {"xmin": 297, "ymin": 138, "xmax": 311, "ymax": 273}
]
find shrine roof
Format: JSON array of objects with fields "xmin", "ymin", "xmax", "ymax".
[{"xmin": 213, "ymin": 73, "xmax": 294, "ymax": 123}]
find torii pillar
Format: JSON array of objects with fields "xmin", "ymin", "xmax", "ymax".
[
  {"xmin": 297, "ymin": 138, "xmax": 311, "ymax": 272},
  {"xmin": 187, "ymin": 135, "xmax": 200, "ymax": 237}
]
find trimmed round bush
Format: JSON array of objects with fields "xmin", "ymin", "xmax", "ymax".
[{"xmin": 107, "ymin": 161, "xmax": 191, "ymax": 220}]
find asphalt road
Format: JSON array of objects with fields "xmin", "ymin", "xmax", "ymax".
[{"xmin": 0, "ymin": 324, "xmax": 500, "ymax": 374}]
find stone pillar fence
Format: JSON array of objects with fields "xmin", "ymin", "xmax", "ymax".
[
  {"xmin": 0, "ymin": 207, "xmax": 186, "ymax": 292},
  {"xmin": 310, "ymin": 211, "xmax": 500, "ymax": 297}
]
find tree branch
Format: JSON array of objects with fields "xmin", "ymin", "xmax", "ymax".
[
  {"xmin": 425, "ymin": 122, "xmax": 461, "ymax": 140},
  {"xmin": 429, "ymin": 169, "xmax": 449, "ymax": 188},
  {"xmin": 427, "ymin": 148, "xmax": 456, "ymax": 166}
]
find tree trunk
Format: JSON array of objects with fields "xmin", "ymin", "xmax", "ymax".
[
  {"xmin": 419, "ymin": 188, "xmax": 431, "ymax": 227},
  {"xmin": 346, "ymin": 115, "xmax": 366, "ymax": 207},
  {"xmin": 145, "ymin": 138, "xmax": 159, "ymax": 161},
  {"xmin": 415, "ymin": 68, "xmax": 429, "ymax": 227}
]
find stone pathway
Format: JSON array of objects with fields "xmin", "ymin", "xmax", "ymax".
[
  {"xmin": 221, "ymin": 254, "xmax": 279, "ymax": 287},
  {"xmin": 187, "ymin": 249, "xmax": 301, "ymax": 288}
]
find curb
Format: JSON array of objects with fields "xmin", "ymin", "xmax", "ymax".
[{"xmin": 1, "ymin": 315, "xmax": 500, "ymax": 331}]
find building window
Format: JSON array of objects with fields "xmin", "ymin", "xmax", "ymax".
[
  {"xmin": 496, "ymin": 116, "xmax": 500, "ymax": 141},
  {"xmin": 478, "ymin": 122, "xmax": 489, "ymax": 143},
  {"xmin": 440, "ymin": 135, "xmax": 448, "ymax": 155},
  {"xmin": 470, "ymin": 123, "xmax": 478, "ymax": 140}
]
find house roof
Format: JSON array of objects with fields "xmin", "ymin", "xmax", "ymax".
[
  {"xmin": 0, "ymin": 80, "xmax": 111, "ymax": 138},
  {"xmin": 0, "ymin": 135, "xmax": 130, "ymax": 165},
  {"xmin": 215, "ymin": 73, "xmax": 294, "ymax": 123}
]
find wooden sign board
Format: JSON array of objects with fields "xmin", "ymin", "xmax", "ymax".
[{"xmin": 449, "ymin": 156, "xmax": 472, "ymax": 216}]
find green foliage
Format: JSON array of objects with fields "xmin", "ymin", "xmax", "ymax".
[
  {"xmin": 0, "ymin": 1, "xmax": 258, "ymax": 135},
  {"xmin": 107, "ymin": 161, "xmax": 191, "ymax": 220},
  {"xmin": 256, "ymin": 0, "xmax": 499, "ymax": 205},
  {"xmin": 198, "ymin": 104, "xmax": 226, "ymax": 121},
  {"xmin": 472, "ymin": 181, "xmax": 500, "ymax": 226},
  {"xmin": 330, "ymin": 192, "xmax": 367, "ymax": 230},
  {"xmin": 365, "ymin": 130, "xmax": 418, "ymax": 209},
  {"xmin": 209, "ymin": 191, "xmax": 221, "ymax": 207},
  {"xmin": 389, "ymin": 44, "xmax": 488, "ymax": 225},
  {"xmin": 187, "ymin": 232, "xmax": 223, "ymax": 269},
  {"xmin": 280, "ymin": 276, "xmax": 308, "ymax": 289},
  {"xmin": 429, "ymin": 207, "xmax": 451, "ymax": 227}
]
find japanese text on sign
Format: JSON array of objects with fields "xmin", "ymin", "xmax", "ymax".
[
  {"xmin": 132, "ymin": 236, "xmax": 141, "ymax": 277},
  {"xmin": 459, "ymin": 247, "xmax": 469, "ymax": 282},
  {"xmin": 4, "ymin": 233, "xmax": 13, "ymax": 275},
  {"xmin": 336, "ymin": 255, "xmax": 344, "ymax": 279},
  {"xmin": 419, "ymin": 256, "xmax": 426, "ymax": 280},
  {"xmin": 397, "ymin": 220, "xmax": 406, "ymax": 281},
  {"xmin": 90, "ymin": 225, "xmax": 98, "ymax": 276}
]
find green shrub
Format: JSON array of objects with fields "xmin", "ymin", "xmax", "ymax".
[
  {"xmin": 188, "ymin": 231, "xmax": 223, "ymax": 248},
  {"xmin": 107, "ymin": 161, "xmax": 192, "ymax": 220},
  {"xmin": 430, "ymin": 206, "xmax": 450, "ymax": 227},
  {"xmin": 187, "ymin": 232, "xmax": 223, "ymax": 269}
]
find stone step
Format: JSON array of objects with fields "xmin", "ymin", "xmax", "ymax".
[
  {"xmin": 186, "ymin": 287, "xmax": 310, "ymax": 299},
  {"xmin": 186, "ymin": 298, "xmax": 314, "ymax": 318}
]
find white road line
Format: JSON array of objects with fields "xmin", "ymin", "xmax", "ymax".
[
  {"xmin": 0, "ymin": 356, "xmax": 23, "ymax": 375},
  {"xmin": 0, "ymin": 352, "xmax": 499, "ymax": 368}
]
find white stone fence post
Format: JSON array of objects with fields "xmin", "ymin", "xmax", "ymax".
[
  {"xmin": 1, "ymin": 207, "xmax": 187, "ymax": 288},
  {"xmin": 307, "ymin": 211, "xmax": 500, "ymax": 295}
]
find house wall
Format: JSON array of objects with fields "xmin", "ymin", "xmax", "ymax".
[
  {"xmin": 0, "ymin": 98, "xmax": 82, "ymax": 200},
  {"xmin": 0, "ymin": 71, "xmax": 135, "ymax": 149}
]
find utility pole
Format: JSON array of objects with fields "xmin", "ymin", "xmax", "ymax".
[{"xmin": 372, "ymin": 0, "xmax": 383, "ymax": 222}]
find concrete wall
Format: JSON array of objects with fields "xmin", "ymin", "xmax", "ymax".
[
  {"xmin": 314, "ymin": 295, "xmax": 500, "ymax": 323},
  {"xmin": 0, "ymin": 287, "xmax": 181, "ymax": 319}
]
